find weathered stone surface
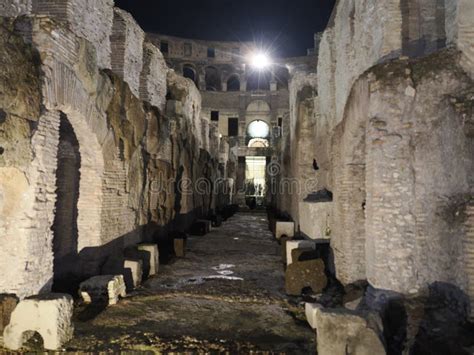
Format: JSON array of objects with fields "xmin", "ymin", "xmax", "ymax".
[
  {"xmin": 0, "ymin": 0, "xmax": 31, "ymax": 17},
  {"xmin": 285, "ymin": 259, "xmax": 327, "ymax": 296},
  {"xmin": 79, "ymin": 275, "xmax": 126, "ymax": 305},
  {"xmin": 0, "ymin": 3, "xmax": 228, "ymax": 301},
  {"xmin": 32, "ymin": 0, "xmax": 114, "ymax": 69},
  {"xmin": 299, "ymin": 201, "xmax": 333, "ymax": 240},
  {"xmin": 0, "ymin": 295, "xmax": 18, "ymax": 332},
  {"xmin": 3, "ymin": 294, "xmax": 74, "ymax": 351},
  {"xmin": 315, "ymin": 308, "xmax": 386, "ymax": 355},
  {"xmin": 111, "ymin": 8, "xmax": 144, "ymax": 97},
  {"xmin": 140, "ymin": 41, "xmax": 168, "ymax": 112}
]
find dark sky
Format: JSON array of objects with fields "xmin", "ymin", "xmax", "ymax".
[{"xmin": 114, "ymin": 0, "xmax": 336, "ymax": 57}]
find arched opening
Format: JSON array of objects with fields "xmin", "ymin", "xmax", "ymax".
[
  {"xmin": 52, "ymin": 113, "xmax": 81, "ymax": 292},
  {"xmin": 205, "ymin": 66, "xmax": 221, "ymax": 91},
  {"xmin": 183, "ymin": 65, "xmax": 197, "ymax": 85},
  {"xmin": 226, "ymin": 75, "xmax": 240, "ymax": 91},
  {"xmin": 246, "ymin": 71, "xmax": 271, "ymax": 91},
  {"xmin": 248, "ymin": 138, "xmax": 269, "ymax": 148}
]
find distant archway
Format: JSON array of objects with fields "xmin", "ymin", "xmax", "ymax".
[
  {"xmin": 205, "ymin": 66, "xmax": 221, "ymax": 91},
  {"xmin": 183, "ymin": 64, "xmax": 197, "ymax": 85},
  {"xmin": 227, "ymin": 74, "xmax": 240, "ymax": 91},
  {"xmin": 248, "ymin": 138, "xmax": 269, "ymax": 148},
  {"xmin": 247, "ymin": 71, "xmax": 271, "ymax": 91}
]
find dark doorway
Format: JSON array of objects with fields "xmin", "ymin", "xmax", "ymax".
[
  {"xmin": 183, "ymin": 65, "xmax": 197, "ymax": 84},
  {"xmin": 228, "ymin": 117, "xmax": 239, "ymax": 136},
  {"xmin": 52, "ymin": 113, "xmax": 81, "ymax": 292},
  {"xmin": 227, "ymin": 75, "xmax": 240, "ymax": 91}
]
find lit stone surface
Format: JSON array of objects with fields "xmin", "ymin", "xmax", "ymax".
[
  {"xmin": 275, "ymin": 221, "xmax": 294, "ymax": 240},
  {"xmin": 305, "ymin": 302, "xmax": 323, "ymax": 329},
  {"xmin": 140, "ymin": 41, "xmax": 168, "ymax": 112},
  {"xmin": 3, "ymin": 294, "xmax": 74, "ymax": 351},
  {"xmin": 315, "ymin": 309, "xmax": 386, "ymax": 355},
  {"xmin": 298, "ymin": 202, "xmax": 332, "ymax": 240},
  {"xmin": 111, "ymin": 8, "xmax": 145, "ymax": 97}
]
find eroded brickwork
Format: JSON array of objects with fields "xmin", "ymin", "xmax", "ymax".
[{"xmin": 0, "ymin": 4, "xmax": 225, "ymax": 298}]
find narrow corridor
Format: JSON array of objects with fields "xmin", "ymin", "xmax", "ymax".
[{"xmin": 67, "ymin": 213, "xmax": 315, "ymax": 353}]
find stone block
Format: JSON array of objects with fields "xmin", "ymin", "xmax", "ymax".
[
  {"xmin": 315, "ymin": 309, "xmax": 386, "ymax": 355},
  {"xmin": 280, "ymin": 236, "xmax": 291, "ymax": 263},
  {"xmin": 210, "ymin": 214, "xmax": 223, "ymax": 227},
  {"xmin": 298, "ymin": 201, "xmax": 333, "ymax": 240},
  {"xmin": 285, "ymin": 259, "xmax": 327, "ymax": 296},
  {"xmin": 189, "ymin": 220, "xmax": 210, "ymax": 236},
  {"xmin": 275, "ymin": 221, "xmax": 295, "ymax": 240},
  {"xmin": 124, "ymin": 259, "xmax": 143, "ymax": 290},
  {"xmin": 79, "ymin": 275, "xmax": 126, "ymax": 305},
  {"xmin": 291, "ymin": 247, "xmax": 319, "ymax": 263},
  {"xmin": 137, "ymin": 243, "xmax": 159, "ymax": 276},
  {"xmin": 305, "ymin": 302, "xmax": 323, "ymax": 329},
  {"xmin": 174, "ymin": 238, "xmax": 187, "ymax": 258},
  {"xmin": 286, "ymin": 240, "xmax": 316, "ymax": 265},
  {"xmin": 3, "ymin": 294, "xmax": 74, "ymax": 351},
  {"xmin": 0, "ymin": 294, "xmax": 19, "ymax": 332}
]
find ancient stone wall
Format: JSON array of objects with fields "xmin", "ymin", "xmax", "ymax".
[
  {"xmin": 328, "ymin": 50, "xmax": 473, "ymax": 302},
  {"xmin": 0, "ymin": 2, "xmax": 223, "ymax": 298},
  {"xmin": 284, "ymin": 71, "xmax": 319, "ymax": 225},
  {"xmin": 317, "ymin": 0, "xmax": 403, "ymax": 137},
  {"xmin": 364, "ymin": 51, "xmax": 473, "ymax": 295}
]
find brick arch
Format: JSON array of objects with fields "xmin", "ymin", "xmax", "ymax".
[{"xmin": 42, "ymin": 61, "xmax": 105, "ymax": 251}]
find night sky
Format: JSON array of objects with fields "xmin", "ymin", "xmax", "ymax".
[{"xmin": 114, "ymin": 0, "xmax": 336, "ymax": 58}]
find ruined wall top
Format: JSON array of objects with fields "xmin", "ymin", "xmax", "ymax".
[{"xmin": 317, "ymin": 0, "xmax": 474, "ymax": 132}]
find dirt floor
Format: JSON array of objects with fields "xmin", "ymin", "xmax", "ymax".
[{"xmin": 24, "ymin": 212, "xmax": 315, "ymax": 353}]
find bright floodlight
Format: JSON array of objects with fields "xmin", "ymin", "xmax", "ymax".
[
  {"xmin": 248, "ymin": 120, "xmax": 270, "ymax": 138},
  {"xmin": 251, "ymin": 53, "xmax": 270, "ymax": 70}
]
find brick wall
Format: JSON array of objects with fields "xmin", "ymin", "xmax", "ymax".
[{"xmin": 111, "ymin": 8, "xmax": 144, "ymax": 97}]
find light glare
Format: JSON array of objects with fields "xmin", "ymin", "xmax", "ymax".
[{"xmin": 251, "ymin": 53, "xmax": 270, "ymax": 70}]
